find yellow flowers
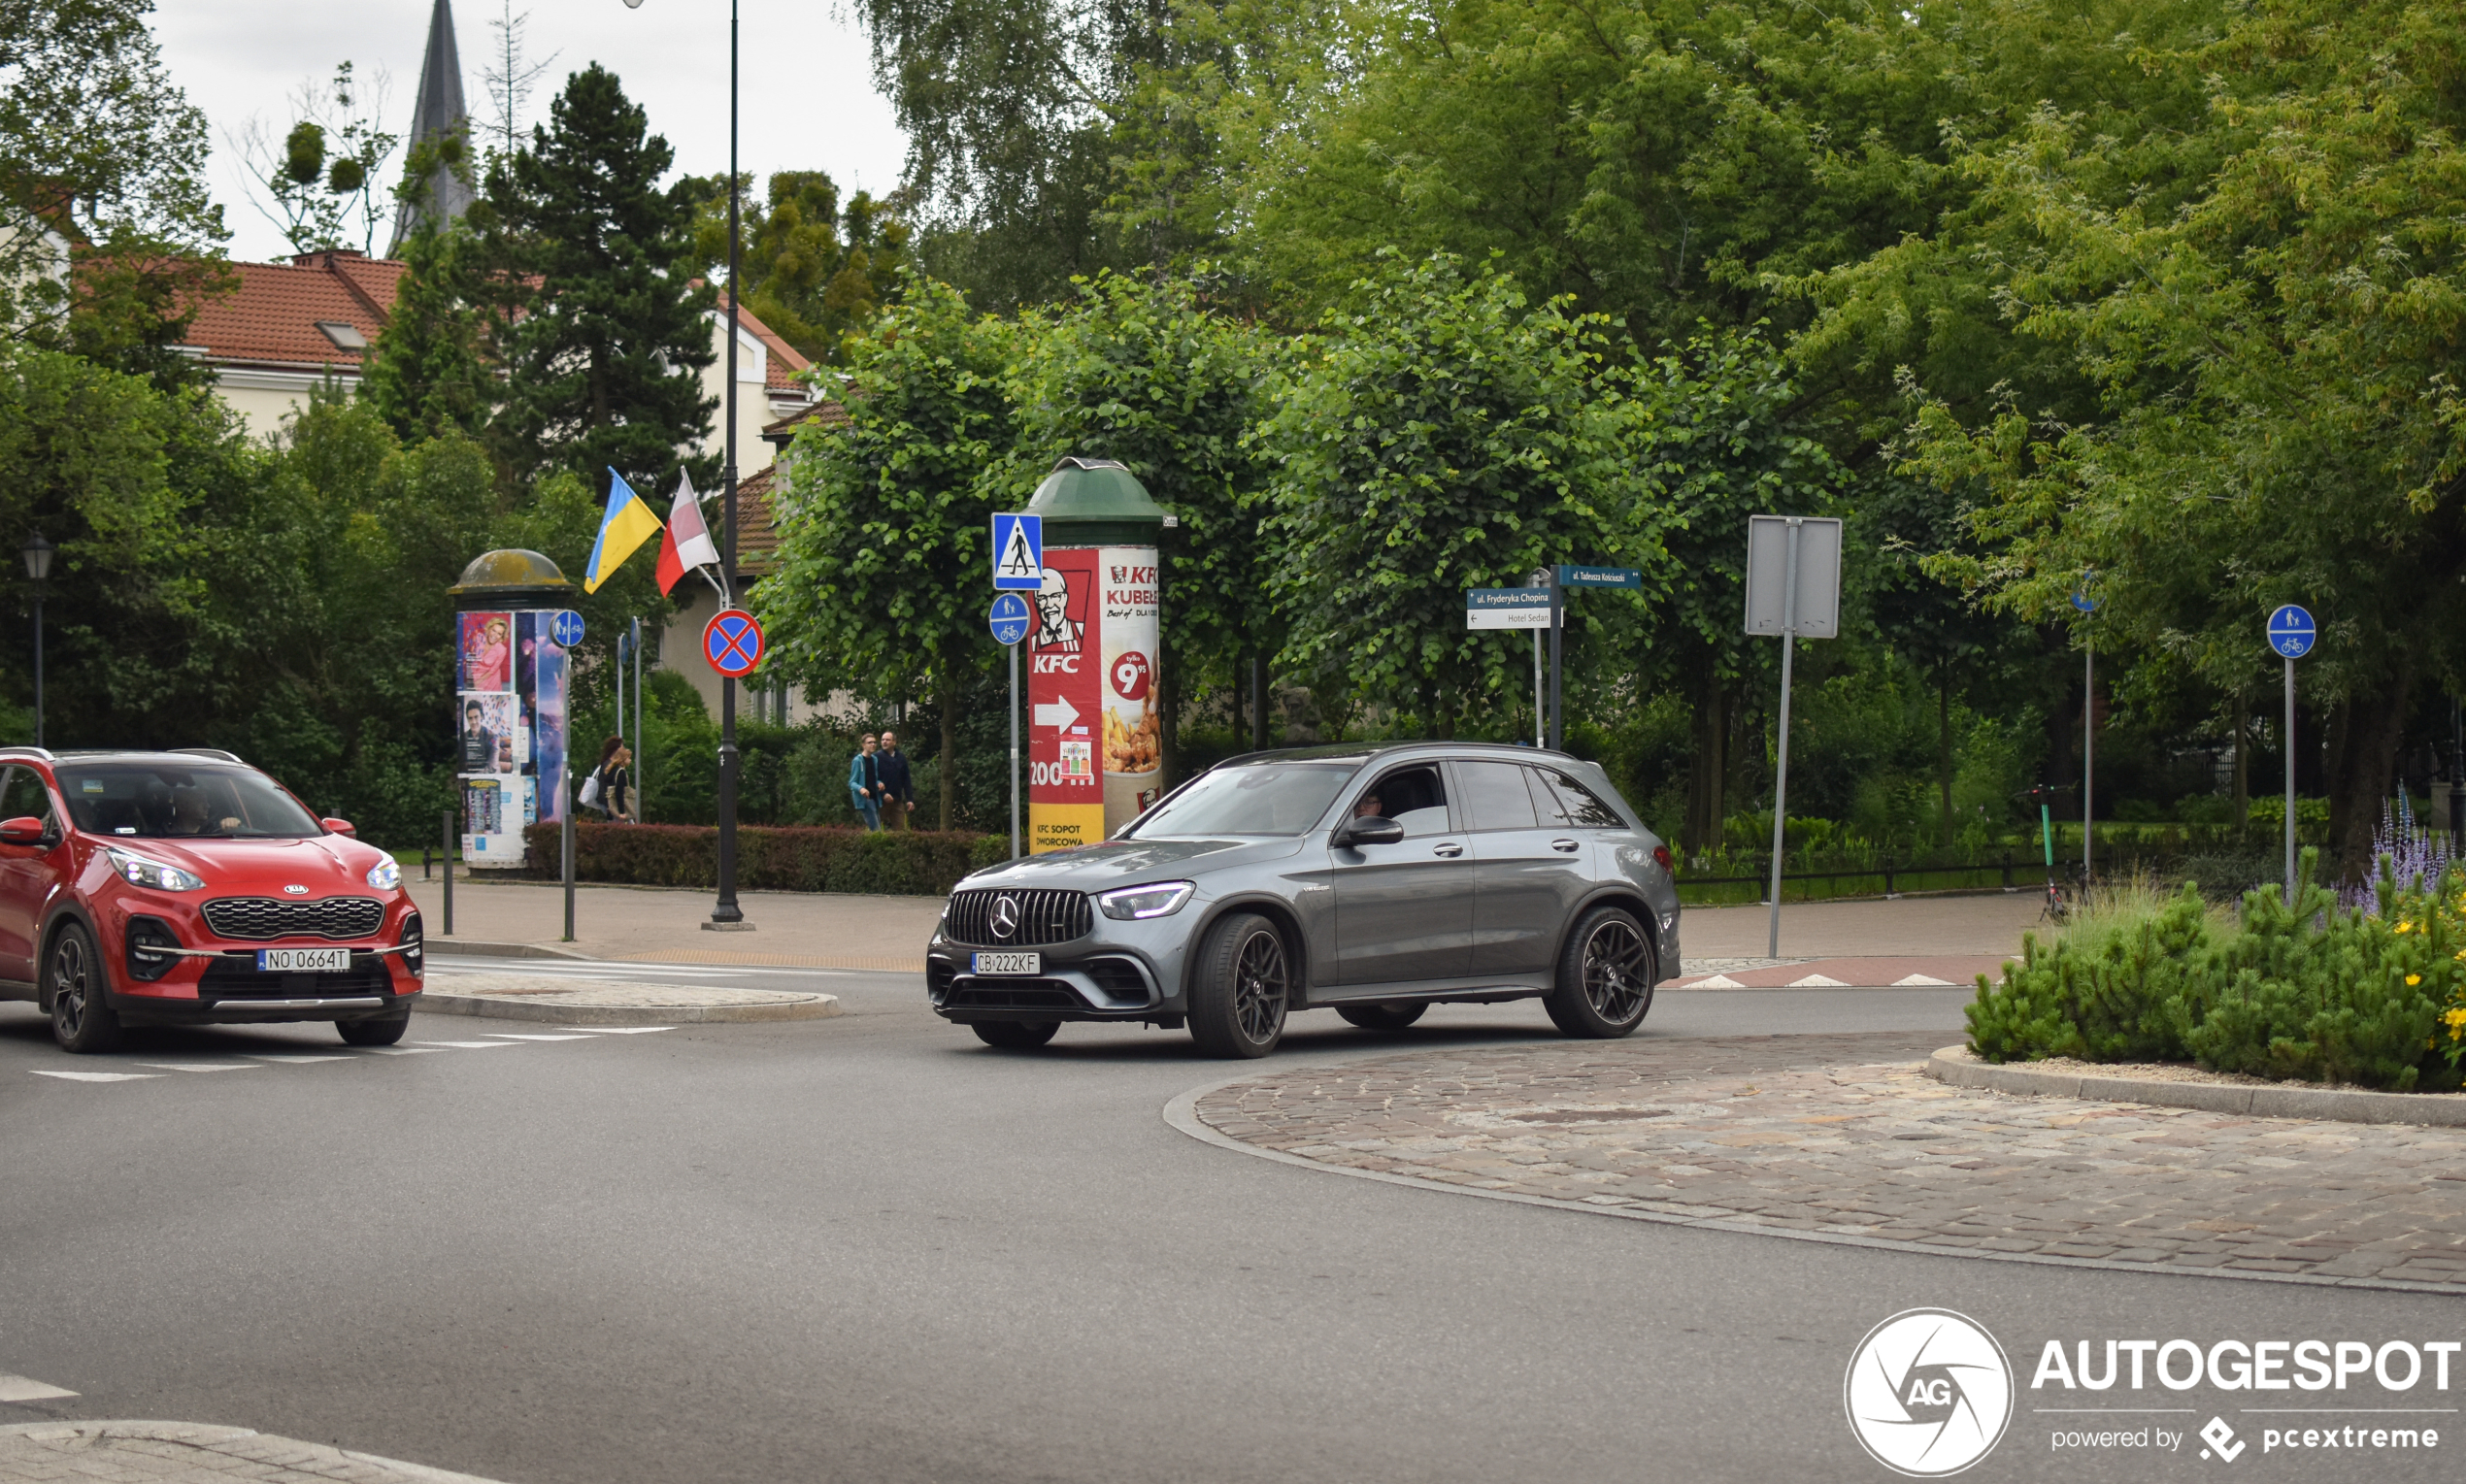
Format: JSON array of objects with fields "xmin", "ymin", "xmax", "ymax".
[
  {"xmin": 2446, "ymin": 1006, "xmax": 2466, "ymax": 1028},
  {"xmin": 2399, "ymin": 920, "xmax": 2416, "ymax": 934},
  {"xmin": 2408, "ymin": 974, "xmax": 2423, "ymax": 987}
]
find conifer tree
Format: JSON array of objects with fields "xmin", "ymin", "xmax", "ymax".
[
  {"xmin": 473, "ymin": 64, "xmax": 714, "ymax": 495},
  {"xmin": 363, "ymin": 135, "xmax": 491, "ymax": 444}
]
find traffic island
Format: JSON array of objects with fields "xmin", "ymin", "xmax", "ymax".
[
  {"xmin": 0, "ymin": 1420, "xmax": 507, "ymax": 1483},
  {"xmin": 417, "ymin": 973, "xmax": 841, "ymax": 1025},
  {"xmin": 1170, "ymin": 1033, "xmax": 2466, "ymax": 1291},
  {"xmin": 1926, "ymin": 1044, "xmax": 2466, "ymax": 1126}
]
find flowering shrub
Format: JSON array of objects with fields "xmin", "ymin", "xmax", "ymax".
[{"xmin": 1969, "ymin": 848, "xmax": 2463, "ymax": 1091}]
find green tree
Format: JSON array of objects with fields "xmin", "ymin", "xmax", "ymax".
[
  {"xmin": 1262, "ymin": 254, "xmax": 1652, "ymax": 736},
  {"xmin": 475, "ymin": 63, "xmax": 716, "ymax": 497},
  {"xmin": 998, "ymin": 269, "xmax": 1271, "ymax": 782},
  {"xmin": 363, "ymin": 137, "xmax": 491, "ymax": 444},
  {"xmin": 688, "ymin": 169, "xmax": 910, "ymax": 363},
  {"xmin": 1894, "ymin": 0, "xmax": 2466, "ymax": 873},
  {"xmin": 759, "ymin": 275, "xmax": 1020, "ymax": 826}
]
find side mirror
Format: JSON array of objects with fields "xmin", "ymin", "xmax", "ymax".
[
  {"xmin": 322, "ymin": 817, "xmax": 356, "ymax": 838},
  {"xmin": 1333, "ymin": 814, "xmax": 1405, "ymax": 849},
  {"xmin": 0, "ymin": 815, "xmax": 44, "ymax": 845}
]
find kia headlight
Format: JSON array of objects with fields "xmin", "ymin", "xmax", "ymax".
[
  {"xmin": 366, "ymin": 852, "xmax": 401, "ymax": 890},
  {"xmin": 1096, "ymin": 881, "xmax": 1194, "ymax": 920},
  {"xmin": 106, "ymin": 847, "xmax": 206, "ymax": 892}
]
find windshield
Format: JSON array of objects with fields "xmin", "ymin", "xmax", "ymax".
[
  {"xmin": 1124, "ymin": 761, "xmax": 1359, "ymax": 838},
  {"xmin": 55, "ymin": 764, "xmax": 324, "ymax": 840}
]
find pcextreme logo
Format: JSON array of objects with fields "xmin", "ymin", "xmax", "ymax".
[{"xmin": 1846, "ymin": 1308, "xmax": 2016, "ymax": 1477}]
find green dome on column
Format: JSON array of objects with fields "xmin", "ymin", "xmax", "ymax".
[{"xmin": 1025, "ymin": 457, "xmax": 1171, "ymax": 545}]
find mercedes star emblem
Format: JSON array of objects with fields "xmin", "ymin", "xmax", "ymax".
[{"xmin": 990, "ymin": 895, "xmax": 1020, "ymax": 940}]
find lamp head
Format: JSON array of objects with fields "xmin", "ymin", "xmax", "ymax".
[{"xmin": 20, "ymin": 532, "xmax": 52, "ymax": 584}]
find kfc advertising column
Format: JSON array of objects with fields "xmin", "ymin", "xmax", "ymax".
[{"xmin": 1022, "ymin": 458, "xmax": 1172, "ymax": 853}]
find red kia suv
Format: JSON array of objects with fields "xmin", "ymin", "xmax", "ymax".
[{"xmin": 0, "ymin": 747, "xmax": 422, "ymax": 1052}]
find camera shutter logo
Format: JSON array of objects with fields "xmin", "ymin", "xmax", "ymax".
[
  {"xmin": 990, "ymin": 895, "xmax": 1020, "ymax": 940},
  {"xmin": 1844, "ymin": 1308, "xmax": 2013, "ymax": 1476}
]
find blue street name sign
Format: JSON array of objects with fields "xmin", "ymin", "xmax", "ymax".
[
  {"xmin": 2268, "ymin": 604, "xmax": 2316, "ymax": 659},
  {"xmin": 1557, "ymin": 565, "xmax": 1643, "ymax": 590},
  {"xmin": 992, "ymin": 513, "xmax": 1044, "ymax": 590},
  {"xmin": 550, "ymin": 610, "xmax": 585, "ymax": 646},
  {"xmin": 988, "ymin": 591, "xmax": 1032, "ymax": 646}
]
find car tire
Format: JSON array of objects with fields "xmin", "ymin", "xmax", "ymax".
[
  {"xmin": 1543, "ymin": 905, "xmax": 1655, "ymax": 1039},
  {"xmin": 1336, "ymin": 1001, "xmax": 1427, "ymax": 1031},
  {"xmin": 972, "ymin": 1020, "xmax": 1059, "ymax": 1049},
  {"xmin": 1188, "ymin": 912, "xmax": 1290, "ymax": 1058},
  {"xmin": 48, "ymin": 922, "xmax": 123, "ymax": 1054},
  {"xmin": 338, "ymin": 1012, "xmax": 412, "ymax": 1047}
]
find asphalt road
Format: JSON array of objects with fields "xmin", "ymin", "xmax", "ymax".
[{"xmin": 2, "ymin": 967, "xmax": 2458, "ymax": 1483}]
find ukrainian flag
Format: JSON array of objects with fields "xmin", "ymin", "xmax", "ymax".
[{"xmin": 584, "ymin": 469, "xmax": 666, "ymax": 593}]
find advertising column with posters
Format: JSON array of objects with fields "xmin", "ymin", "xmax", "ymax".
[
  {"xmin": 1022, "ymin": 456, "xmax": 1171, "ymax": 853},
  {"xmin": 448, "ymin": 549, "xmax": 577, "ymax": 868}
]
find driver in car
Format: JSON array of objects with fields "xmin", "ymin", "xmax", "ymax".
[{"xmin": 1353, "ymin": 793, "xmax": 1384, "ymax": 818}]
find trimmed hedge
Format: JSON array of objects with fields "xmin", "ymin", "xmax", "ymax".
[{"xmin": 523, "ymin": 821, "xmax": 1010, "ymax": 897}]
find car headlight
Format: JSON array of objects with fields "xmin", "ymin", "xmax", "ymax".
[
  {"xmin": 1096, "ymin": 881, "xmax": 1194, "ymax": 920},
  {"xmin": 366, "ymin": 852, "xmax": 401, "ymax": 890},
  {"xmin": 106, "ymin": 846, "xmax": 206, "ymax": 892}
]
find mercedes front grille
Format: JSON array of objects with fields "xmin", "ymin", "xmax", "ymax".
[{"xmin": 944, "ymin": 888, "xmax": 1093, "ymax": 946}]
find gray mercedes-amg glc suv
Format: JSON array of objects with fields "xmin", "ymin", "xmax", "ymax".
[{"xmin": 925, "ymin": 743, "xmax": 1681, "ymax": 1057}]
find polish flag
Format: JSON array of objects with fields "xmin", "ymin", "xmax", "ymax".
[{"xmin": 654, "ymin": 473, "xmax": 720, "ymax": 596}]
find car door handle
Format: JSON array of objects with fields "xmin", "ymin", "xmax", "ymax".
[
  {"xmin": 1432, "ymin": 842, "xmax": 1464, "ymax": 858},
  {"xmin": 1550, "ymin": 839, "xmax": 1581, "ymax": 853}
]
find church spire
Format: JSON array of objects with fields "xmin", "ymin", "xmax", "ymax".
[{"xmin": 388, "ymin": 0, "xmax": 476, "ymax": 255}]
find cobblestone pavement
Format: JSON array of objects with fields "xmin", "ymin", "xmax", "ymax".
[
  {"xmin": 0, "ymin": 1421, "xmax": 502, "ymax": 1483},
  {"xmin": 1189, "ymin": 1032, "xmax": 2466, "ymax": 1290}
]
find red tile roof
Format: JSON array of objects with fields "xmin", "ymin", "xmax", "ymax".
[
  {"xmin": 183, "ymin": 251, "xmax": 409, "ymax": 371},
  {"xmin": 734, "ymin": 304, "xmax": 812, "ymax": 394},
  {"xmin": 762, "ymin": 402, "xmax": 850, "ymax": 445},
  {"xmin": 729, "ymin": 463, "xmax": 784, "ymax": 574}
]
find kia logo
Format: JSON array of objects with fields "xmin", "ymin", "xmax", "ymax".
[
  {"xmin": 283, "ymin": 884, "xmax": 309, "ymax": 896},
  {"xmin": 990, "ymin": 895, "xmax": 1019, "ymax": 940}
]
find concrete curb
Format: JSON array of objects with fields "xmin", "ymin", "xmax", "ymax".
[
  {"xmin": 417, "ymin": 989, "xmax": 842, "ymax": 1025},
  {"xmin": 1923, "ymin": 1044, "xmax": 2466, "ymax": 1127},
  {"xmin": 0, "ymin": 1420, "xmax": 510, "ymax": 1483},
  {"xmin": 425, "ymin": 938, "xmax": 593, "ymax": 961},
  {"xmin": 1158, "ymin": 1072, "xmax": 2463, "ymax": 1296}
]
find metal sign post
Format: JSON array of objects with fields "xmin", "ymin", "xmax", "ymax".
[
  {"xmin": 2073, "ymin": 586, "xmax": 2098, "ymax": 876},
  {"xmin": 2268, "ymin": 604, "xmax": 2316, "ymax": 902},
  {"xmin": 989, "ymin": 592, "xmax": 1032, "ymax": 859},
  {"xmin": 1539, "ymin": 565, "xmax": 1643, "ymax": 751},
  {"xmin": 1530, "ymin": 568, "xmax": 1550, "ymax": 746},
  {"xmin": 1743, "ymin": 515, "xmax": 1845, "ymax": 958},
  {"xmin": 1547, "ymin": 568, "xmax": 1563, "ymax": 751}
]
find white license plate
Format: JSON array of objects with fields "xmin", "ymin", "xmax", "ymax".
[
  {"xmin": 258, "ymin": 947, "xmax": 351, "ymax": 973},
  {"xmin": 971, "ymin": 952, "xmax": 1041, "ymax": 976}
]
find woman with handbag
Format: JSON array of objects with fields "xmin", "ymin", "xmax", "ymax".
[{"xmin": 583, "ymin": 735, "xmax": 637, "ymax": 823}]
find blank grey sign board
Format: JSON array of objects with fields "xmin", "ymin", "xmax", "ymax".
[{"xmin": 1742, "ymin": 515, "xmax": 1843, "ymax": 638}]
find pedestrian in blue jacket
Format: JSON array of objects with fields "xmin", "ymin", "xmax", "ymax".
[{"xmin": 848, "ymin": 734, "xmax": 883, "ymax": 831}]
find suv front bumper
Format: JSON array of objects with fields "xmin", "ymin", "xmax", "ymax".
[{"xmin": 925, "ymin": 915, "xmax": 1193, "ymax": 1024}]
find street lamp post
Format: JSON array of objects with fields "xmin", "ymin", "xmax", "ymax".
[
  {"xmin": 623, "ymin": 0, "xmax": 745, "ymax": 926},
  {"xmin": 21, "ymin": 533, "xmax": 51, "ymax": 749}
]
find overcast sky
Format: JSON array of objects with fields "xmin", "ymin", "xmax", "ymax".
[{"xmin": 154, "ymin": 0, "xmax": 911, "ymax": 264}]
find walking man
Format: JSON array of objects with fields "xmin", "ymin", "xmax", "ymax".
[
  {"xmin": 877, "ymin": 730, "xmax": 916, "ymax": 831},
  {"xmin": 848, "ymin": 733, "xmax": 883, "ymax": 831}
]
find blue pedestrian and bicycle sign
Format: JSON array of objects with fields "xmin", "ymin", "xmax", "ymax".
[
  {"xmin": 2268, "ymin": 604, "xmax": 2316, "ymax": 659},
  {"xmin": 988, "ymin": 592, "xmax": 1032, "ymax": 646},
  {"xmin": 550, "ymin": 610, "xmax": 585, "ymax": 646},
  {"xmin": 992, "ymin": 513, "xmax": 1044, "ymax": 590},
  {"xmin": 702, "ymin": 608, "xmax": 765, "ymax": 678}
]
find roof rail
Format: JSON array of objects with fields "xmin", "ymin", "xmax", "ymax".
[
  {"xmin": 170, "ymin": 747, "xmax": 243, "ymax": 763},
  {"xmin": 0, "ymin": 745, "xmax": 53, "ymax": 761}
]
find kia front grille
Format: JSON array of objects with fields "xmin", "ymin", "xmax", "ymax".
[{"xmin": 200, "ymin": 896, "xmax": 386, "ymax": 940}]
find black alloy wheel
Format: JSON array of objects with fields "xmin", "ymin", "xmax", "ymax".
[
  {"xmin": 1336, "ymin": 1001, "xmax": 1428, "ymax": 1031},
  {"xmin": 973, "ymin": 1020, "xmax": 1060, "ymax": 1049},
  {"xmin": 1189, "ymin": 912, "xmax": 1290, "ymax": 1058},
  {"xmin": 1543, "ymin": 906, "xmax": 1654, "ymax": 1039},
  {"xmin": 48, "ymin": 923, "xmax": 122, "ymax": 1054},
  {"xmin": 338, "ymin": 1011, "xmax": 412, "ymax": 1047}
]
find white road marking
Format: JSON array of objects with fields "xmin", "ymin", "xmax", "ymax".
[
  {"xmin": 1894, "ymin": 973, "xmax": 1956, "ymax": 986},
  {"xmin": 27, "ymin": 1070, "xmax": 160, "ymax": 1082},
  {"xmin": 564, "ymin": 1026, "xmax": 673, "ymax": 1035},
  {"xmin": 1686, "ymin": 974, "xmax": 1746, "ymax": 989},
  {"xmin": 245, "ymin": 1054, "xmax": 355, "ymax": 1064},
  {"xmin": 414, "ymin": 1040, "xmax": 520, "ymax": 1049},
  {"xmin": 132, "ymin": 1063, "xmax": 259, "ymax": 1072},
  {"xmin": 478, "ymin": 1033, "xmax": 596, "ymax": 1041},
  {"xmin": 1787, "ymin": 974, "xmax": 1850, "ymax": 988},
  {"xmin": 0, "ymin": 1373, "xmax": 77, "ymax": 1402}
]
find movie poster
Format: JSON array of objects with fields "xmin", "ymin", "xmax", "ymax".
[
  {"xmin": 460, "ymin": 611, "xmax": 513, "ymax": 693},
  {"xmin": 1026, "ymin": 544, "xmax": 1161, "ymax": 852}
]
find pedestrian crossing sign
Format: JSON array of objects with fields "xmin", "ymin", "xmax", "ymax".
[{"xmin": 992, "ymin": 513, "xmax": 1044, "ymax": 590}]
